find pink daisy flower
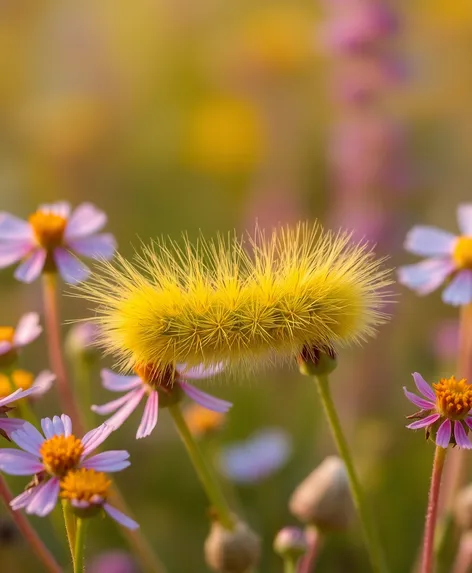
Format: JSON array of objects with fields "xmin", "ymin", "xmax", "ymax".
[
  {"xmin": 404, "ymin": 372, "xmax": 472, "ymax": 449},
  {"xmin": 0, "ymin": 371, "xmax": 55, "ymax": 436},
  {"xmin": 0, "ymin": 312, "xmax": 42, "ymax": 365},
  {"xmin": 0, "ymin": 201, "xmax": 116, "ymax": 284},
  {"xmin": 92, "ymin": 363, "xmax": 232, "ymax": 439},
  {"xmin": 398, "ymin": 204, "xmax": 472, "ymax": 306},
  {"xmin": 60, "ymin": 467, "xmax": 138, "ymax": 530},
  {"xmin": 0, "ymin": 415, "xmax": 128, "ymax": 517}
]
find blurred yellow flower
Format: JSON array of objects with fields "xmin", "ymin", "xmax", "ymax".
[
  {"xmin": 78, "ymin": 223, "xmax": 391, "ymax": 377},
  {"xmin": 184, "ymin": 404, "xmax": 226, "ymax": 438},
  {"xmin": 184, "ymin": 97, "xmax": 264, "ymax": 175},
  {"xmin": 0, "ymin": 370, "xmax": 34, "ymax": 399}
]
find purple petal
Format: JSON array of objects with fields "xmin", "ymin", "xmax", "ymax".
[
  {"xmin": 0, "ymin": 242, "xmax": 33, "ymax": 268},
  {"xmin": 457, "ymin": 204, "xmax": 472, "ymax": 236},
  {"xmin": 62, "ymin": 415, "xmax": 72, "ymax": 437},
  {"xmin": 403, "ymin": 387, "xmax": 434, "ymax": 410},
  {"xmin": 101, "ymin": 369, "xmax": 142, "ymax": 392},
  {"xmin": 10, "ymin": 425, "xmax": 43, "ymax": 456},
  {"xmin": 412, "ymin": 373, "xmax": 436, "ymax": 401},
  {"xmin": 14, "ymin": 248, "xmax": 47, "ymax": 283},
  {"xmin": 406, "ymin": 413, "xmax": 441, "ymax": 430},
  {"xmin": 136, "ymin": 391, "xmax": 159, "ymax": 439},
  {"xmin": 82, "ymin": 450, "xmax": 130, "ymax": 472},
  {"xmin": 13, "ymin": 312, "xmax": 42, "ymax": 347},
  {"xmin": 398, "ymin": 258, "xmax": 455, "ymax": 295},
  {"xmin": 466, "ymin": 417, "xmax": 472, "ymax": 431},
  {"xmin": 41, "ymin": 418, "xmax": 55, "ymax": 439},
  {"xmin": 52, "ymin": 415, "xmax": 65, "ymax": 436},
  {"xmin": 30, "ymin": 371, "xmax": 55, "ymax": 397},
  {"xmin": 0, "ymin": 418, "xmax": 28, "ymax": 437},
  {"xmin": 10, "ymin": 488, "xmax": 36, "ymax": 510},
  {"xmin": 436, "ymin": 419, "xmax": 452, "ymax": 448},
  {"xmin": 454, "ymin": 421, "xmax": 472, "ymax": 449},
  {"xmin": 180, "ymin": 383, "xmax": 232, "ymax": 413},
  {"xmin": 177, "ymin": 363, "xmax": 224, "ymax": 380},
  {"xmin": 0, "ymin": 449, "xmax": 43, "ymax": 475},
  {"xmin": 442, "ymin": 270, "xmax": 472, "ymax": 307},
  {"xmin": 25, "ymin": 478, "xmax": 60, "ymax": 517},
  {"xmin": 103, "ymin": 503, "xmax": 139, "ymax": 530},
  {"xmin": 53, "ymin": 248, "xmax": 89, "ymax": 284},
  {"xmin": 92, "ymin": 390, "xmax": 139, "ymax": 416},
  {"xmin": 0, "ymin": 213, "xmax": 33, "ymax": 241},
  {"xmin": 404, "ymin": 226, "xmax": 456, "ymax": 257},
  {"xmin": 0, "ymin": 341, "xmax": 12, "ymax": 356},
  {"xmin": 65, "ymin": 203, "xmax": 107, "ymax": 240},
  {"xmin": 67, "ymin": 233, "xmax": 116, "ymax": 260},
  {"xmin": 39, "ymin": 202, "xmax": 71, "ymax": 218},
  {"xmin": 11, "ymin": 421, "xmax": 44, "ymax": 453},
  {"xmin": 81, "ymin": 423, "xmax": 114, "ymax": 456},
  {"xmin": 105, "ymin": 388, "xmax": 146, "ymax": 432},
  {"xmin": 0, "ymin": 388, "xmax": 24, "ymax": 407}
]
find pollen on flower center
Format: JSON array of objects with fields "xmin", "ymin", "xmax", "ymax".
[
  {"xmin": 60, "ymin": 468, "xmax": 111, "ymax": 504},
  {"xmin": 40, "ymin": 435, "xmax": 84, "ymax": 476},
  {"xmin": 29, "ymin": 210, "xmax": 67, "ymax": 250},
  {"xmin": 453, "ymin": 237, "xmax": 472, "ymax": 270},
  {"xmin": 134, "ymin": 362, "xmax": 176, "ymax": 390},
  {"xmin": 433, "ymin": 376, "xmax": 472, "ymax": 420}
]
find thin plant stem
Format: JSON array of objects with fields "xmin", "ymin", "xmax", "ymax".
[
  {"xmin": 42, "ymin": 273, "xmax": 166, "ymax": 573},
  {"xmin": 62, "ymin": 499, "xmax": 77, "ymax": 566},
  {"xmin": 169, "ymin": 403, "xmax": 235, "ymax": 530},
  {"xmin": 108, "ymin": 484, "xmax": 168, "ymax": 573},
  {"xmin": 41, "ymin": 273, "xmax": 84, "ymax": 435},
  {"xmin": 314, "ymin": 373, "xmax": 387, "ymax": 573},
  {"xmin": 422, "ymin": 446, "xmax": 448, "ymax": 573},
  {"xmin": 74, "ymin": 517, "xmax": 87, "ymax": 573},
  {"xmin": 0, "ymin": 474, "xmax": 62, "ymax": 573},
  {"xmin": 283, "ymin": 556, "xmax": 297, "ymax": 573},
  {"xmin": 71, "ymin": 357, "xmax": 94, "ymax": 429},
  {"xmin": 298, "ymin": 526, "xmax": 322, "ymax": 573}
]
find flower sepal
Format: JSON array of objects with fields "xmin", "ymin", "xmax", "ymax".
[
  {"xmin": 297, "ymin": 346, "xmax": 338, "ymax": 377},
  {"xmin": 67, "ymin": 499, "xmax": 103, "ymax": 520}
]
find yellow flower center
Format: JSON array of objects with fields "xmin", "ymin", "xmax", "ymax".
[
  {"xmin": 0, "ymin": 369, "xmax": 34, "ymax": 399},
  {"xmin": 0, "ymin": 327, "xmax": 14, "ymax": 344},
  {"xmin": 60, "ymin": 468, "xmax": 111, "ymax": 504},
  {"xmin": 433, "ymin": 376, "xmax": 472, "ymax": 420},
  {"xmin": 29, "ymin": 210, "xmax": 67, "ymax": 250},
  {"xmin": 453, "ymin": 237, "xmax": 472, "ymax": 270},
  {"xmin": 184, "ymin": 404, "xmax": 225, "ymax": 437},
  {"xmin": 39, "ymin": 435, "xmax": 84, "ymax": 476}
]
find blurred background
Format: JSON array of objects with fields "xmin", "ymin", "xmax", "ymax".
[{"xmin": 1, "ymin": 0, "xmax": 472, "ymax": 571}]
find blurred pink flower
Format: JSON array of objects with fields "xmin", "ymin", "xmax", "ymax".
[
  {"xmin": 0, "ymin": 312, "xmax": 42, "ymax": 360},
  {"xmin": 0, "ymin": 201, "xmax": 116, "ymax": 284},
  {"xmin": 398, "ymin": 205, "xmax": 472, "ymax": 306},
  {"xmin": 92, "ymin": 364, "xmax": 232, "ymax": 439},
  {"xmin": 89, "ymin": 551, "xmax": 139, "ymax": 573}
]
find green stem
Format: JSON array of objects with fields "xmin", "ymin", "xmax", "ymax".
[
  {"xmin": 422, "ymin": 447, "xmax": 448, "ymax": 573},
  {"xmin": 63, "ymin": 499, "xmax": 77, "ymax": 566},
  {"xmin": 74, "ymin": 517, "xmax": 87, "ymax": 573},
  {"xmin": 283, "ymin": 557, "xmax": 297, "ymax": 573},
  {"xmin": 169, "ymin": 403, "xmax": 235, "ymax": 530},
  {"xmin": 314, "ymin": 374, "xmax": 387, "ymax": 573}
]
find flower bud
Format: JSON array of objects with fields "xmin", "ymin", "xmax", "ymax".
[
  {"xmin": 204, "ymin": 519, "xmax": 261, "ymax": 573},
  {"xmin": 289, "ymin": 456, "xmax": 353, "ymax": 531},
  {"xmin": 65, "ymin": 323, "xmax": 100, "ymax": 364},
  {"xmin": 297, "ymin": 345, "xmax": 337, "ymax": 377},
  {"xmin": 455, "ymin": 484, "xmax": 472, "ymax": 531},
  {"xmin": 273, "ymin": 526, "xmax": 308, "ymax": 561}
]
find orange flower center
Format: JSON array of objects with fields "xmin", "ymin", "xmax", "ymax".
[
  {"xmin": 184, "ymin": 404, "xmax": 225, "ymax": 437},
  {"xmin": 0, "ymin": 369, "xmax": 34, "ymax": 399},
  {"xmin": 60, "ymin": 468, "xmax": 111, "ymax": 503},
  {"xmin": 433, "ymin": 376, "xmax": 472, "ymax": 420},
  {"xmin": 0, "ymin": 327, "xmax": 14, "ymax": 344},
  {"xmin": 29, "ymin": 210, "xmax": 67, "ymax": 250},
  {"xmin": 134, "ymin": 362, "xmax": 176, "ymax": 389},
  {"xmin": 39, "ymin": 435, "xmax": 84, "ymax": 476},
  {"xmin": 453, "ymin": 237, "xmax": 472, "ymax": 270}
]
